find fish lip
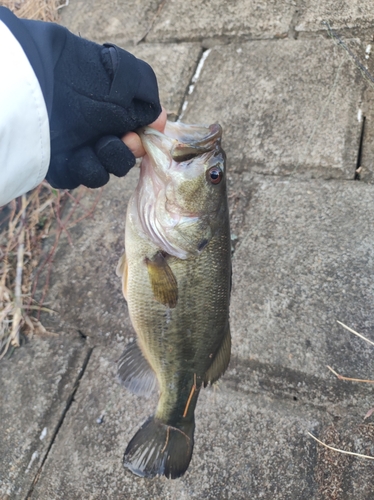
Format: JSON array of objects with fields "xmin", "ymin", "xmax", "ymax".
[
  {"xmin": 140, "ymin": 127, "xmax": 174, "ymax": 154},
  {"xmin": 141, "ymin": 128, "xmax": 165, "ymax": 138}
]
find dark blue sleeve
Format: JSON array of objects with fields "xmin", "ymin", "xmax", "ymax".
[
  {"xmin": 0, "ymin": 6, "xmax": 56, "ymax": 117},
  {"xmin": 0, "ymin": 6, "xmax": 162, "ymax": 190},
  {"xmin": 0, "ymin": 6, "xmax": 160, "ymax": 120}
]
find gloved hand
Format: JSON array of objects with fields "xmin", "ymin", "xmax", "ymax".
[{"xmin": 17, "ymin": 16, "xmax": 162, "ymax": 189}]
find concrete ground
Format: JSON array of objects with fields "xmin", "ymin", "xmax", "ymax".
[{"xmin": 1, "ymin": 1, "xmax": 374, "ymax": 498}]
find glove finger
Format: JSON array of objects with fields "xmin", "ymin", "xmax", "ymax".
[
  {"xmin": 46, "ymin": 153, "xmax": 81, "ymax": 190},
  {"xmin": 68, "ymin": 147, "xmax": 110, "ymax": 188},
  {"xmin": 96, "ymin": 135, "xmax": 136, "ymax": 177}
]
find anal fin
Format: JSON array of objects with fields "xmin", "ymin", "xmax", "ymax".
[
  {"xmin": 145, "ymin": 251, "xmax": 178, "ymax": 308},
  {"xmin": 204, "ymin": 323, "xmax": 231, "ymax": 387},
  {"xmin": 117, "ymin": 341, "xmax": 157, "ymax": 397}
]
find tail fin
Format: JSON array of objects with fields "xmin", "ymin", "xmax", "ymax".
[{"xmin": 124, "ymin": 417, "xmax": 195, "ymax": 479}]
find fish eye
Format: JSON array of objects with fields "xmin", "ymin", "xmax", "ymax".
[{"xmin": 207, "ymin": 166, "xmax": 223, "ymax": 185}]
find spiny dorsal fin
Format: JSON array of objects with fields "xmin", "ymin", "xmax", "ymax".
[
  {"xmin": 117, "ymin": 341, "xmax": 157, "ymax": 398},
  {"xmin": 204, "ymin": 323, "xmax": 231, "ymax": 386},
  {"xmin": 116, "ymin": 252, "xmax": 128, "ymax": 300},
  {"xmin": 145, "ymin": 252, "xmax": 178, "ymax": 308}
]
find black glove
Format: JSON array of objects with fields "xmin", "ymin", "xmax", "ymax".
[{"xmin": 0, "ymin": 7, "xmax": 161, "ymax": 189}]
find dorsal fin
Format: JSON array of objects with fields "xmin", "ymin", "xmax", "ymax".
[{"xmin": 204, "ymin": 323, "xmax": 231, "ymax": 386}]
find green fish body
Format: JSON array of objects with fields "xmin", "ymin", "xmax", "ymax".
[{"xmin": 117, "ymin": 121, "xmax": 231, "ymax": 479}]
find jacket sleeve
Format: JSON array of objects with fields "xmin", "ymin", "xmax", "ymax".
[
  {"xmin": 0, "ymin": 6, "xmax": 162, "ymax": 203},
  {"xmin": 0, "ymin": 16, "xmax": 50, "ymax": 206}
]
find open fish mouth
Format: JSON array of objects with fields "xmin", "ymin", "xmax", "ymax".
[
  {"xmin": 140, "ymin": 122, "xmax": 222, "ymax": 164},
  {"xmin": 169, "ymin": 122, "xmax": 222, "ymax": 162}
]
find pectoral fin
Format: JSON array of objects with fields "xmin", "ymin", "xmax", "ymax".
[
  {"xmin": 204, "ymin": 323, "xmax": 231, "ymax": 386},
  {"xmin": 116, "ymin": 252, "xmax": 128, "ymax": 300},
  {"xmin": 145, "ymin": 252, "xmax": 178, "ymax": 308}
]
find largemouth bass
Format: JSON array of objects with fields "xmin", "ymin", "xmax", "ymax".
[{"xmin": 116, "ymin": 120, "xmax": 231, "ymax": 479}]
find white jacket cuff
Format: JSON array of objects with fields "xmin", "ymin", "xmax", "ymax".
[{"xmin": 0, "ymin": 20, "xmax": 50, "ymax": 206}]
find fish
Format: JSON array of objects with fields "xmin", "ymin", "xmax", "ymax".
[{"xmin": 116, "ymin": 120, "xmax": 231, "ymax": 479}]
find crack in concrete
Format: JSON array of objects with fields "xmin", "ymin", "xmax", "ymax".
[
  {"xmin": 25, "ymin": 347, "xmax": 94, "ymax": 500},
  {"xmin": 137, "ymin": 0, "xmax": 168, "ymax": 44},
  {"xmin": 355, "ymin": 115, "xmax": 366, "ymax": 179},
  {"xmin": 177, "ymin": 47, "xmax": 210, "ymax": 120}
]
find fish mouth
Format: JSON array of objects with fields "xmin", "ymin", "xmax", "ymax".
[
  {"xmin": 169, "ymin": 122, "xmax": 222, "ymax": 162},
  {"xmin": 140, "ymin": 122, "xmax": 222, "ymax": 164}
]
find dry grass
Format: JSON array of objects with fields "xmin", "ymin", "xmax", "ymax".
[
  {"xmin": 308, "ymin": 432, "xmax": 374, "ymax": 461},
  {"xmin": 0, "ymin": 183, "xmax": 102, "ymax": 358},
  {"xmin": 0, "ymin": 0, "xmax": 67, "ymax": 22},
  {"xmin": 309, "ymin": 321, "xmax": 374, "ymax": 461},
  {"xmin": 1, "ymin": 185, "xmax": 61, "ymax": 356}
]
